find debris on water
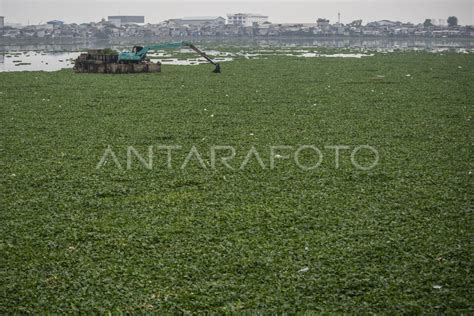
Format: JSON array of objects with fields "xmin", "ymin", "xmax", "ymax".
[
  {"xmin": 298, "ymin": 267, "xmax": 309, "ymax": 273},
  {"xmin": 433, "ymin": 285, "xmax": 443, "ymax": 289},
  {"xmin": 299, "ymin": 52, "xmax": 373, "ymax": 58}
]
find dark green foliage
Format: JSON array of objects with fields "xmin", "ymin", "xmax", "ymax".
[
  {"xmin": 423, "ymin": 19, "xmax": 433, "ymax": 28},
  {"xmin": 447, "ymin": 16, "xmax": 458, "ymax": 27},
  {"xmin": 0, "ymin": 52, "xmax": 473, "ymax": 313}
]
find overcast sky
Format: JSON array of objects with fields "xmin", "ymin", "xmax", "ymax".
[{"xmin": 1, "ymin": 0, "xmax": 473, "ymax": 25}]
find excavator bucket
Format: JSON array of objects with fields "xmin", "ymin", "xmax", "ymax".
[{"xmin": 213, "ymin": 64, "xmax": 221, "ymax": 74}]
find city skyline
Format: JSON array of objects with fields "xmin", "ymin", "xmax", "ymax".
[{"xmin": 1, "ymin": 0, "xmax": 473, "ymax": 26}]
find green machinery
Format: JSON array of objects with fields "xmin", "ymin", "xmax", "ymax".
[
  {"xmin": 74, "ymin": 41, "xmax": 221, "ymax": 74},
  {"xmin": 118, "ymin": 41, "xmax": 221, "ymax": 73}
]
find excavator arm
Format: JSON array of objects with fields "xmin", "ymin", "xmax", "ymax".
[
  {"xmin": 118, "ymin": 41, "xmax": 221, "ymax": 73},
  {"xmin": 183, "ymin": 42, "xmax": 221, "ymax": 73}
]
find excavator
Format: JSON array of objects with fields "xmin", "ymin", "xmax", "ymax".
[
  {"xmin": 118, "ymin": 41, "xmax": 221, "ymax": 73},
  {"xmin": 74, "ymin": 41, "xmax": 221, "ymax": 74}
]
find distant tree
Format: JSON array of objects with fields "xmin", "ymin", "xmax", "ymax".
[
  {"xmin": 316, "ymin": 18, "xmax": 330, "ymax": 27},
  {"xmin": 350, "ymin": 19, "xmax": 363, "ymax": 27},
  {"xmin": 423, "ymin": 19, "xmax": 433, "ymax": 27},
  {"xmin": 447, "ymin": 16, "xmax": 458, "ymax": 27}
]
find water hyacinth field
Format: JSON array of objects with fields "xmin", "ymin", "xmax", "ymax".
[{"xmin": 0, "ymin": 50, "xmax": 473, "ymax": 313}]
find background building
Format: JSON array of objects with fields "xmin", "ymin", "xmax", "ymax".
[
  {"xmin": 107, "ymin": 16, "xmax": 145, "ymax": 27},
  {"xmin": 431, "ymin": 18, "xmax": 448, "ymax": 27},
  {"xmin": 227, "ymin": 13, "xmax": 268, "ymax": 27},
  {"xmin": 169, "ymin": 16, "xmax": 225, "ymax": 26},
  {"xmin": 0, "ymin": 16, "xmax": 4, "ymax": 28}
]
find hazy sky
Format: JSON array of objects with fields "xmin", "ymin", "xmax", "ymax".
[{"xmin": 1, "ymin": 0, "xmax": 473, "ymax": 25}]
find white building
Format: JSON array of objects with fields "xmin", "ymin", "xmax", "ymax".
[
  {"xmin": 431, "ymin": 18, "xmax": 448, "ymax": 27},
  {"xmin": 227, "ymin": 13, "xmax": 268, "ymax": 27}
]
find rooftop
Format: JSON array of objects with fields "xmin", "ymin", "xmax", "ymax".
[
  {"xmin": 177, "ymin": 16, "xmax": 224, "ymax": 21},
  {"xmin": 227, "ymin": 13, "xmax": 268, "ymax": 17}
]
